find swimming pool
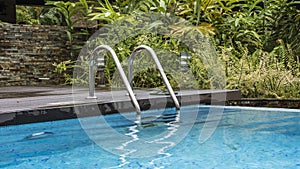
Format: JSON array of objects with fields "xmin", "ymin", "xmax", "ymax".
[{"xmin": 1, "ymin": 105, "xmax": 300, "ymax": 168}]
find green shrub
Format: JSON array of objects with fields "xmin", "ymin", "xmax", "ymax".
[
  {"xmin": 52, "ymin": 0, "xmax": 300, "ymax": 98},
  {"xmin": 223, "ymin": 42, "xmax": 300, "ymax": 98}
]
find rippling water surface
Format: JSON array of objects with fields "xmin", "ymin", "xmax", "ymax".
[{"xmin": 1, "ymin": 105, "xmax": 300, "ymax": 169}]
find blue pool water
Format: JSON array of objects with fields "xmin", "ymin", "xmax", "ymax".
[{"xmin": 1, "ymin": 105, "xmax": 300, "ymax": 169}]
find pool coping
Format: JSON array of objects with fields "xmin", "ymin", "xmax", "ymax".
[{"xmin": 0, "ymin": 86, "xmax": 241, "ymax": 126}]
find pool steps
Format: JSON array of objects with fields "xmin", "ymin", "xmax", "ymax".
[
  {"xmin": 128, "ymin": 45, "xmax": 180, "ymax": 110},
  {"xmin": 87, "ymin": 45, "xmax": 180, "ymax": 123}
]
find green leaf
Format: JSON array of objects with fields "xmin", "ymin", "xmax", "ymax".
[{"xmin": 67, "ymin": 31, "xmax": 72, "ymax": 42}]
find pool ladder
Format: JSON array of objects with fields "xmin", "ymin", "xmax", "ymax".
[{"xmin": 88, "ymin": 45, "xmax": 180, "ymax": 123}]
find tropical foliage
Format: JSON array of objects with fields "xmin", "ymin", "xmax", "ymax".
[
  {"xmin": 16, "ymin": 6, "xmax": 63, "ymax": 25},
  {"xmin": 16, "ymin": 0, "xmax": 300, "ymax": 98}
]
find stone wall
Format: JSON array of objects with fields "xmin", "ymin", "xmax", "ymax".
[
  {"xmin": 227, "ymin": 98, "xmax": 300, "ymax": 109},
  {"xmin": 0, "ymin": 24, "xmax": 70, "ymax": 86}
]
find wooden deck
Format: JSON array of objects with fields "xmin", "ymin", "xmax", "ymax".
[{"xmin": 0, "ymin": 86, "xmax": 241, "ymax": 125}]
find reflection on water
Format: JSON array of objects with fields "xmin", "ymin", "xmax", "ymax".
[
  {"xmin": 114, "ymin": 125, "xmax": 139, "ymax": 168},
  {"xmin": 111, "ymin": 110, "xmax": 181, "ymax": 168},
  {"xmin": 147, "ymin": 112, "xmax": 180, "ymax": 169},
  {"xmin": 77, "ymin": 105, "xmax": 198, "ymax": 161}
]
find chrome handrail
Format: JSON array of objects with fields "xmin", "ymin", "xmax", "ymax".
[
  {"xmin": 87, "ymin": 45, "xmax": 141, "ymax": 117},
  {"xmin": 128, "ymin": 45, "xmax": 180, "ymax": 110}
]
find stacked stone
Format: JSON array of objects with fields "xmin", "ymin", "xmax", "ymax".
[
  {"xmin": 227, "ymin": 99, "xmax": 300, "ymax": 109},
  {"xmin": 0, "ymin": 24, "xmax": 70, "ymax": 86}
]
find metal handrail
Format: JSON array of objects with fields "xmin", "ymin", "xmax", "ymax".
[
  {"xmin": 87, "ymin": 45, "xmax": 141, "ymax": 117},
  {"xmin": 128, "ymin": 45, "xmax": 180, "ymax": 110}
]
